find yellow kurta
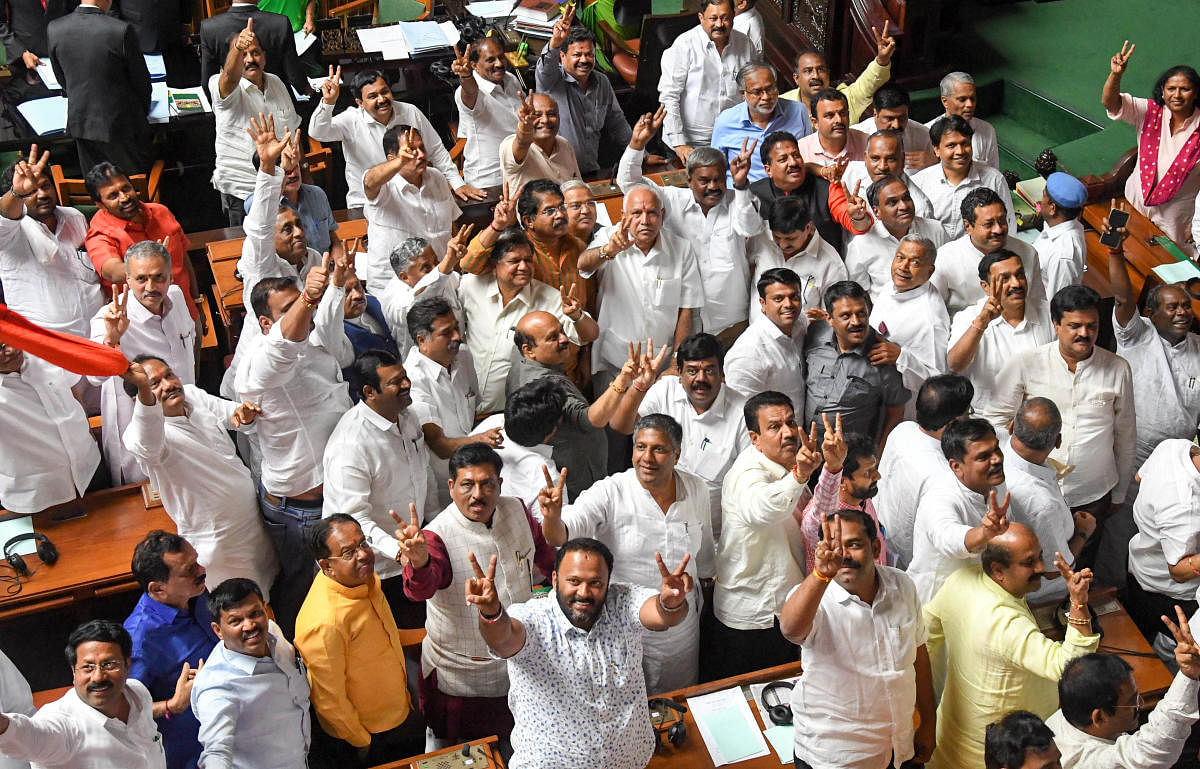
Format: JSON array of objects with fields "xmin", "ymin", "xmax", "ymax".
[
  {"xmin": 780, "ymin": 59, "xmax": 891, "ymax": 124},
  {"xmin": 923, "ymin": 565, "xmax": 1100, "ymax": 769}
]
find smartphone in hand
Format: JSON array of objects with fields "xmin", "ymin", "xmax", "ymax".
[{"xmin": 1100, "ymin": 208, "xmax": 1131, "ymax": 248}]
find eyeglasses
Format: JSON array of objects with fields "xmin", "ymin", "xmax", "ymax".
[
  {"xmin": 1113, "ymin": 693, "xmax": 1144, "ymax": 710},
  {"xmin": 336, "ymin": 540, "xmax": 371, "ymax": 561},
  {"xmin": 76, "ymin": 660, "xmax": 123, "ymax": 674},
  {"xmin": 744, "ymin": 86, "xmax": 779, "ymax": 99},
  {"xmin": 566, "ymin": 201, "xmax": 596, "ymax": 211},
  {"xmin": 539, "ymin": 204, "xmax": 567, "ymax": 216}
]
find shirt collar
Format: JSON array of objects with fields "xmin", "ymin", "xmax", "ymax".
[
  {"xmin": 885, "ymin": 281, "xmax": 935, "ymax": 303},
  {"xmin": 1041, "ymin": 219, "xmax": 1080, "ymax": 239},
  {"xmin": 126, "ymin": 291, "xmax": 172, "ymax": 323},
  {"xmin": 218, "ymin": 633, "xmax": 278, "ymax": 674},
  {"xmin": 1005, "ymin": 442, "xmax": 1059, "ymax": 484},
  {"xmin": 317, "ymin": 569, "xmax": 375, "ymax": 600},
  {"xmin": 355, "ymin": 400, "xmax": 399, "ymax": 432}
]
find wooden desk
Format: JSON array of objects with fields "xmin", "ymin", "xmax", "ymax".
[
  {"xmin": 369, "ymin": 736, "xmax": 500, "ymax": 769},
  {"xmin": 0, "ymin": 484, "xmax": 175, "ymax": 621}
]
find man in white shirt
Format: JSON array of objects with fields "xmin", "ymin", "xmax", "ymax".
[
  {"xmin": 451, "ymin": 37, "xmax": 523, "ymax": 188},
  {"xmin": 747, "ymin": 197, "xmax": 845, "ymax": 318},
  {"xmin": 725, "ymin": 267, "xmax": 808, "ymax": 413},
  {"xmin": 0, "ymin": 648, "xmax": 32, "ymax": 769},
  {"xmin": 983, "ymin": 285, "xmax": 1136, "ymax": 571},
  {"xmin": 499, "ymin": 93, "xmax": 582, "ymax": 197},
  {"xmin": 377, "ymin": 236, "xmax": 463, "ymax": 357},
  {"xmin": 840, "ymin": 132, "xmax": 936, "ymax": 223},
  {"xmin": 933, "ymin": 187, "xmax": 1042, "ymax": 319},
  {"xmin": 0, "ymin": 342, "xmax": 100, "ymax": 515},
  {"xmin": 908, "ymin": 417, "xmax": 1012, "ymax": 602},
  {"xmin": 780, "ymin": 510, "xmax": 934, "ymax": 769},
  {"xmin": 0, "ymin": 146, "xmax": 102, "ymax": 340},
  {"xmin": 912, "ymin": 115, "xmax": 1015, "ymax": 240},
  {"xmin": 876, "ymin": 374, "xmax": 970, "ymax": 568},
  {"xmin": 609, "ymin": 333, "xmax": 751, "ymax": 539},
  {"xmin": 542, "ymin": 414, "xmax": 716, "ymax": 693},
  {"xmin": 361, "ymin": 125, "xmax": 462, "ymax": 290},
  {"xmin": 309, "ymin": 68, "xmax": 480, "ymax": 210},
  {"xmin": 924, "ymin": 72, "xmax": 1000, "ymax": 169},
  {"xmin": 709, "ymin": 391, "xmax": 821, "ymax": 680},
  {"xmin": 0, "ymin": 620, "xmax": 166, "ymax": 769},
  {"xmin": 618, "ymin": 108, "xmax": 763, "ymax": 340},
  {"xmin": 658, "ymin": 0, "xmax": 754, "ymax": 160},
  {"xmin": 851, "ymin": 84, "xmax": 936, "ymax": 171},
  {"xmin": 846, "ymin": 175, "xmax": 947, "ymax": 302},
  {"xmin": 732, "ymin": 0, "xmax": 762, "ymax": 56},
  {"xmin": 322, "ymin": 348, "xmax": 437, "ymax": 621},
  {"xmin": 1034, "ymin": 172, "xmax": 1088, "ymax": 299},
  {"xmin": 485, "ymin": 380, "xmax": 568, "ymax": 518},
  {"xmin": 797, "ymin": 89, "xmax": 870, "ymax": 168},
  {"xmin": 210, "ymin": 20, "xmax": 299, "ymax": 225},
  {"xmin": 947, "ymin": 249, "xmax": 1054, "ymax": 415}
]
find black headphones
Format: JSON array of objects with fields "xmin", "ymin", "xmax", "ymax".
[
  {"xmin": 648, "ymin": 697, "xmax": 687, "ymax": 749},
  {"xmin": 760, "ymin": 681, "xmax": 795, "ymax": 726},
  {"xmin": 4, "ymin": 532, "xmax": 58, "ymax": 578}
]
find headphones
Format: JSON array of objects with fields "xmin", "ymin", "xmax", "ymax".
[
  {"xmin": 760, "ymin": 681, "xmax": 795, "ymax": 726},
  {"xmin": 648, "ymin": 697, "xmax": 687, "ymax": 749},
  {"xmin": 4, "ymin": 533, "xmax": 58, "ymax": 578}
]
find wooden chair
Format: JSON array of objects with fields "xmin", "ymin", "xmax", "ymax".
[
  {"xmin": 596, "ymin": 0, "xmax": 652, "ymax": 87},
  {"xmin": 50, "ymin": 160, "xmax": 164, "ymax": 208},
  {"xmin": 327, "ymin": 0, "xmax": 431, "ymax": 24},
  {"xmin": 203, "ymin": 0, "xmax": 233, "ymax": 19},
  {"xmin": 303, "ymin": 137, "xmax": 333, "ymax": 191}
]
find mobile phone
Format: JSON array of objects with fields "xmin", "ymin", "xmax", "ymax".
[{"xmin": 1099, "ymin": 208, "xmax": 1131, "ymax": 248}]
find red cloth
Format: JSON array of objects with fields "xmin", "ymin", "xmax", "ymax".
[
  {"xmin": 828, "ymin": 182, "xmax": 873, "ymax": 234},
  {"xmin": 86, "ymin": 203, "xmax": 197, "ymax": 319},
  {"xmin": 0, "ymin": 304, "xmax": 129, "ymax": 376},
  {"xmin": 1138, "ymin": 99, "xmax": 1200, "ymax": 207}
]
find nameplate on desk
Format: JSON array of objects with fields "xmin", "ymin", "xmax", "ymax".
[
  {"xmin": 141, "ymin": 484, "xmax": 163, "ymax": 510},
  {"xmin": 417, "ymin": 745, "xmax": 491, "ymax": 768},
  {"xmin": 587, "ymin": 180, "xmax": 621, "ymax": 197},
  {"xmin": 659, "ymin": 170, "xmax": 688, "ymax": 187}
]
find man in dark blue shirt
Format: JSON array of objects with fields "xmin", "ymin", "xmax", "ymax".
[{"xmin": 123, "ymin": 530, "xmax": 218, "ymax": 769}]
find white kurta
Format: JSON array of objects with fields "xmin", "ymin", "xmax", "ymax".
[
  {"xmin": 869, "ymin": 281, "xmax": 950, "ymax": 416},
  {"xmin": 748, "ymin": 231, "xmax": 846, "ymax": 319}
]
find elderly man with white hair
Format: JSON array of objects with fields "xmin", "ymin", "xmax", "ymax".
[
  {"xmin": 560, "ymin": 179, "xmax": 605, "ymax": 242},
  {"xmin": 924, "ymin": 71, "xmax": 999, "ymax": 169},
  {"xmin": 376, "ymin": 235, "xmax": 463, "ymax": 355}
]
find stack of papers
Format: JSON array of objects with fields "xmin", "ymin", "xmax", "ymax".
[
  {"xmin": 686, "ymin": 688, "xmax": 771, "ymax": 766},
  {"xmin": 467, "ymin": 0, "xmax": 515, "ymax": 17},
  {"xmin": 166, "ymin": 85, "xmax": 212, "ymax": 117},
  {"xmin": 397, "ymin": 21, "xmax": 451, "ymax": 54},
  {"xmin": 356, "ymin": 22, "xmax": 458, "ymax": 60},
  {"xmin": 17, "ymin": 95, "xmax": 68, "ymax": 135},
  {"xmin": 511, "ymin": 16, "xmax": 556, "ymax": 37},
  {"xmin": 144, "ymin": 54, "xmax": 166, "ymax": 82},
  {"xmin": 149, "ymin": 81, "xmax": 170, "ymax": 124},
  {"xmin": 35, "ymin": 60, "xmax": 60, "ymax": 91}
]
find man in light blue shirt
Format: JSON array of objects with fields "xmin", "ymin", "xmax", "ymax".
[
  {"xmin": 711, "ymin": 63, "xmax": 812, "ymax": 184},
  {"xmin": 191, "ymin": 578, "xmax": 310, "ymax": 769}
]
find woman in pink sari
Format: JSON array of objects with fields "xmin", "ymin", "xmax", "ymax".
[{"xmin": 1102, "ymin": 41, "xmax": 1200, "ymax": 256}]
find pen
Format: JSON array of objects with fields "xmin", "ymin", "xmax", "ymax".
[{"xmin": 700, "ymin": 437, "xmax": 710, "ymax": 451}]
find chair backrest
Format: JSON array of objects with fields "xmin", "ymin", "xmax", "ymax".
[
  {"xmin": 51, "ymin": 160, "xmax": 164, "ymax": 209},
  {"xmin": 377, "ymin": 0, "xmax": 431, "ymax": 22},
  {"xmin": 204, "ymin": 0, "xmax": 233, "ymax": 18},
  {"xmin": 632, "ymin": 12, "xmax": 701, "ymax": 113}
]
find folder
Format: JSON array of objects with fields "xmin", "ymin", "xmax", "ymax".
[{"xmin": 17, "ymin": 96, "xmax": 68, "ymax": 136}]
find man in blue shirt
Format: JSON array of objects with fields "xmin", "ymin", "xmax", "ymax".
[
  {"xmin": 246, "ymin": 137, "xmax": 340, "ymax": 257},
  {"xmin": 124, "ymin": 531, "xmax": 217, "ymax": 769},
  {"xmin": 711, "ymin": 63, "xmax": 812, "ymax": 184}
]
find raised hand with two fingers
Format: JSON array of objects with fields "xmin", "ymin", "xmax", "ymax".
[
  {"xmin": 656, "ymin": 552, "xmax": 692, "ymax": 612},
  {"xmin": 465, "ymin": 552, "xmax": 502, "ymax": 616},
  {"xmin": 391, "ymin": 503, "xmax": 430, "ymax": 569}
]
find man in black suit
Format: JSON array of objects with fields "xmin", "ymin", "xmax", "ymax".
[
  {"xmin": 0, "ymin": 0, "xmax": 76, "ymax": 84},
  {"xmin": 114, "ymin": 0, "xmax": 199, "ymax": 86},
  {"xmin": 48, "ymin": 0, "xmax": 151, "ymax": 173},
  {"xmin": 200, "ymin": 2, "xmax": 310, "ymax": 100}
]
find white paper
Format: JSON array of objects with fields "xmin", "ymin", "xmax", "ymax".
[
  {"xmin": 439, "ymin": 20, "xmax": 462, "ymax": 46},
  {"xmin": 294, "ymin": 29, "xmax": 317, "ymax": 55},
  {"xmin": 356, "ymin": 24, "xmax": 405, "ymax": 53},
  {"xmin": 149, "ymin": 81, "xmax": 170, "ymax": 124},
  {"xmin": 748, "ymin": 676, "xmax": 801, "ymax": 713},
  {"xmin": 467, "ymin": 0, "xmax": 515, "ymax": 17},
  {"xmin": 35, "ymin": 60, "xmax": 60, "ymax": 90},
  {"xmin": 0, "ymin": 517, "xmax": 36, "ymax": 556},
  {"xmin": 166, "ymin": 85, "xmax": 212, "ymax": 115},
  {"xmin": 686, "ymin": 687, "xmax": 771, "ymax": 766},
  {"xmin": 143, "ymin": 53, "xmax": 166, "ymax": 81},
  {"xmin": 380, "ymin": 39, "xmax": 411, "ymax": 60}
]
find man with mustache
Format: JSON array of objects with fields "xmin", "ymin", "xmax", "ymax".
[
  {"xmin": 658, "ymin": 0, "xmax": 755, "ymax": 163},
  {"xmin": 947, "ymin": 249, "xmax": 1053, "ymax": 415},
  {"xmin": 924, "ymin": 526, "xmax": 1099, "ymax": 769},
  {"xmin": 123, "ymin": 532, "xmax": 216, "ymax": 769},
  {"xmin": 851, "ymin": 85, "xmax": 936, "ymax": 171},
  {"xmin": 923, "ymin": 71, "xmax": 1000, "ymax": 170},
  {"xmin": 541, "ymin": 413, "xmax": 715, "ymax": 692},
  {"xmin": 608, "ymin": 333, "xmax": 751, "ymax": 539},
  {"xmin": 400, "ymin": 443, "xmax": 557, "ymax": 751},
  {"xmin": 452, "ymin": 35, "xmax": 524, "ymax": 188},
  {"xmin": 561, "ymin": 180, "xmax": 601, "ymax": 242},
  {"xmin": 725, "ymin": 267, "xmax": 808, "ymax": 416},
  {"xmin": 500, "ymin": 93, "xmax": 581, "ymax": 197},
  {"xmin": 933, "ymin": 187, "xmax": 1042, "ymax": 319},
  {"xmin": 780, "ymin": 510, "xmax": 934, "ymax": 769},
  {"xmin": 803, "ymin": 281, "xmax": 909, "ymax": 449},
  {"xmin": 912, "ymin": 115, "xmax": 1015, "ymax": 240},
  {"xmin": 780, "ymin": 28, "xmax": 896, "ymax": 125},
  {"xmin": 798, "ymin": 89, "xmax": 870, "ymax": 169},
  {"xmin": 91, "ymin": 240, "xmax": 196, "ymax": 485},
  {"xmin": 619, "ymin": 106, "xmax": 763, "ymax": 341},
  {"xmin": 473, "ymin": 538, "xmax": 693, "ymax": 767},
  {"xmin": 984, "ymin": 286, "xmax": 1135, "ymax": 571},
  {"xmin": 711, "ymin": 64, "xmax": 814, "ymax": 184},
  {"xmin": 0, "ymin": 620, "xmax": 166, "ymax": 769},
  {"xmin": 192, "ymin": 578, "xmax": 310, "ymax": 769},
  {"xmin": 322, "ymin": 349, "xmax": 437, "ymax": 621},
  {"xmin": 845, "ymin": 174, "xmax": 946, "ymax": 303},
  {"xmin": 295, "ymin": 515, "xmax": 423, "ymax": 765},
  {"xmin": 243, "ymin": 132, "xmax": 340, "ymax": 258},
  {"xmin": 377, "ymin": 236, "xmax": 464, "ymax": 358},
  {"xmin": 840, "ymin": 133, "xmax": 937, "ymax": 226},
  {"xmin": 121, "ymin": 358, "xmax": 278, "ymax": 595},
  {"xmin": 210, "ymin": 19, "xmax": 300, "ymax": 226},
  {"xmin": 311, "ymin": 67, "xmax": 481, "ymax": 210}
]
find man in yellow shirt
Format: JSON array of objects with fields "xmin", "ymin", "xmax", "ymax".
[
  {"xmin": 924, "ymin": 523, "xmax": 1100, "ymax": 769},
  {"xmin": 295, "ymin": 513, "xmax": 423, "ymax": 765},
  {"xmin": 779, "ymin": 25, "xmax": 896, "ymax": 124}
]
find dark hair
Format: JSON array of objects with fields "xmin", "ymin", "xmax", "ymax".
[
  {"xmin": 929, "ymin": 114, "xmax": 974, "ymax": 146},
  {"xmin": 406, "ymin": 296, "xmax": 455, "ymax": 346},
  {"xmin": 449, "ymin": 442, "xmax": 504, "ymax": 479},
  {"xmin": 768, "ymin": 196, "xmax": 811, "ymax": 234},
  {"xmin": 1013, "ymin": 396, "xmax": 1061, "ymax": 453},
  {"xmin": 823, "ymin": 280, "xmax": 870, "ymax": 313},
  {"xmin": 756, "ymin": 266, "xmax": 802, "ymax": 299},
  {"xmin": 207, "ymin": 577, "xmax": 265, "ymax": 623},
  {"xmin": 634, "ymin": 413, "xmax": 683, "ymax": 451},
  {"xmin": 792, "ymin": 48, "xmax": 823, "ymax": 70},
  {"xmin": 1145, "ymin": 282, "xmax": 1190, "ymax": 316},
  {"xmin": 467, "ymin": 32, "xmax": 505, "ymax": 61},
  {"xmin": 675, "ymin": 332, "xmax": 724, "ymax": 370},
  {"xmin": 1059, "ymin": 653, "xmax": 1134, "ymax": 728},
  {"xmin": 309, "ymin": 513, "xmax": 359, "ymax": 560},
  {"xmin": 842, "ymin": 432, "xmax": 876, "ymax": 478},
  {"xmin": 65, "ymin": 619, "xmax": 131, "ymax": 667},
  {"xmin": 808, "ymin": 87, "xmax": 848, "ymax": 118},
  {"xmin": 818, "ymin": 507, "xmax": 878, "ymax": 541},
  {"xmin": 1152, "ymin": 65, "xmax": 1200, "ymax": 107},
  {"xmin": 491, "ymin": 226, "xmax": 532, "ymax": 265},
  {"xmin": 977, "ymin": 248, "xmax": 1023, "ymax": 282},
  {"xmin": 505, "ymin": 378, "xmax": 565, "ymax": 446},
  {"xmin": 517, "ymin": 179, "xmax": 564, "ymax": 227},
  {"xmin": 940, "ymin": 417, "xmax": 995, "ymax": 462},
  {"xmin": 984, "ymin": 711, "xmax": 1056, "ymax": 769},
  {"xmin": 84, "ymin": 161, "xmax": 127, "ymax": 202},
  {"xmin": 351, "ymin": 69, "xmax": 388, "ymax": 99},
  {"xmin": 961, "ymin": 187, "xmax": 1005, "ymax": 226},
  {"xmin": 744, "ymin": 391, "xmax": 794, "ymax": 434},
  {"xmin": 121, "ymin": 353, "xmax": 169, "ymax": 398},
  {"xmin": 351, "ymin": 348, "xmax": 400, "ymax": 399},
  {"xmin": 554, "ymin": 536, "xmax": 614, "ymax": 575},
  {"xmin": 130, "ymin": 530, "xmax": 187, "ymax": 592},
  {"xmin": 981, "ymin": 540, "xmax": 1012, "ymax": 576},
  {"xmin": 563, "ymin": 25, "xmax": 596, "ymax": 48},
  {"xmin": 872, "ymin": 84, "xmax": 910, "ymax": 112},
  {"xmin": 865, "ymin": 175, "xmax": 906, "ymax": 209},
  {"xmin": 382, "ymin": 124, "xmax": 417, "ymax": 157},
  {"xmin": 915, "ymin": 375, "xmax": 974, "ymax": 432},
  {"xmin": 1050, "ymin": 284, "xmax": 1101, "ymax": 324},
  {"xmin": 760, "ymin": 131, "xmax": 798, "ymax": 165},
  {"xmin": 249, "ymin": 276, "xmax": 299, "ymax": 320}
]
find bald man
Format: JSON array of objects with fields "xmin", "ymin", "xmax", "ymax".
[{"xmin": 499, "ymin": 93, "xmax": 582, "ymax": 196}]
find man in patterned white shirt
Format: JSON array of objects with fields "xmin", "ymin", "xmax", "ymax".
[{"xmin": 471, "ymin": 537, "xmax": 693, "ymax": 769}]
